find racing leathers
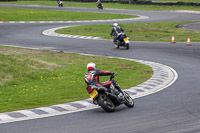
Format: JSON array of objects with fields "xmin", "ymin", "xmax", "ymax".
[
  {"xmin": 110, "ymin": 26, "xmax": 124, "ymax": 42},
  {"xmin": 85, "ymin": 69, "xmax": 114, "ymax": 93}
]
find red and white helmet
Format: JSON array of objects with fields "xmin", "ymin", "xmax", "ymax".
[{"xmin": 87, "ymin": 62, "xmax": 96, "ymax": 70}]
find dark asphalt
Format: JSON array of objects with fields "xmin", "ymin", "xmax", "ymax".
[
  {"xmin": 1, "ymin": 4, "xmax": 200, "ymax": 133},
  {"xmin": 178, "ymin": 22, "xmax": 200, "ymax": 31}
]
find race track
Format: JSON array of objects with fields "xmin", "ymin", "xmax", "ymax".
[{"xmin": 1, "ymin": 4, "xmax": 200, "ymax": 133}]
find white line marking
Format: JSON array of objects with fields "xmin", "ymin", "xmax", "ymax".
[
  {"xmin": 0, "ymin": 114, "xmax": 14, "ymax": 121},
  {"xmin": 36, "ymin": 107, "xmax": 59, "ymax": 114},
  {"xmin": 54, "ymin": 104, "xmax": 77, "ymax": 111},
  {"xmin": 73, "ymin": 101, "xmax": 94, "ymax": 107},
  {"xmin": 16, "ymin": 110, "xmax": 38, "ymax": 117},
  {"xmin": 0, "ymin": 15, "xmax": 149, "ymax": 25}
]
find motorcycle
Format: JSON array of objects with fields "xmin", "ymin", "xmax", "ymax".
[
  {"xmin": 58, "ymin": 1, "xmax": 63, "ymax": 7},
  {"xmin": 97, "ymin": 3, "xmax": 103, "ymax": 10},
  {"xmin": 87, "ymin": 75, "xmax": 134, "ymax": 112},
  {"xmin": 114, "ymin": 33, "xmax": 130, "ymax": 50}
]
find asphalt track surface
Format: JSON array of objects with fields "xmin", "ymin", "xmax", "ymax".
[
  {"xmin": 1, "ymin": 4, "xmax": 200, "ymax": 133},
  {"xmin": 178, "ymin": 22, "xmax": 200, "ymax": 31}
]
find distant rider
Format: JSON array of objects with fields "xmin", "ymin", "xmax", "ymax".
[
  {"xmin": 96, "ymin": 0, "xmax": 101, "ymax": 6},
  {"xmin": 58, "ymin": 0, "xmax": 63, "ymax": 7},
  {"xmin": 110, "ymin": 23, "xmax": 124, "ymax": 43}
]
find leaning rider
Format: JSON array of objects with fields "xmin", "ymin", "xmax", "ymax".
[
  {"xmin": 84, "ymin": 62, "xmax": 124, "ymax": 104},
  {"xmin": 85, "ymin": 62, "xmax": 115, "ymax": 104},
  {"xmin": 85, "ymin": 62, "xmax": 114, "ymax": 89}
]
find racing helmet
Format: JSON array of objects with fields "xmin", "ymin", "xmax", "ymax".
[
  {"xmin": 87, "ymin": 62, "xmax": 96, "ymax": 70},
  {"xmin": 113, "ymin": 23, "xmax": 118, "ymax": 27}
]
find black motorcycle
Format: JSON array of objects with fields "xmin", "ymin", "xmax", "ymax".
[
  {"xmin": 114, "ymin": 33, "xmax": 130, "ymax": 50},
  {"xmin": 97, "ymin": 3, "xmax": 103, "ymax": 10},
  {"xmin": 87, "ymin": 75, "xmax": 134, "ymax": 112}
]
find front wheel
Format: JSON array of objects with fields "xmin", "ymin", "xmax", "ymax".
[
  {"xmin": 97, "ymin": 93, "xmax": 115, "ymax": 112},
  {"xmin": 125, "ymin": 43, "xmax": 129, "ymax": 50},
  {"xmin": 124, "ymin": 91, "xmax": 134, "ymax": 108}
]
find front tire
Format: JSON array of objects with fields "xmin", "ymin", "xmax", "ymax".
[
  {"xmin": 124, "ymin": 91, "xmax": 134, "ymax": 108},
  {"xmin": 125, "ymin": 43, "xmax": 129, "ymax": 50},
  {"xmin": 97, "ymin": 93, "xmax": 115, "ymax": 112}
]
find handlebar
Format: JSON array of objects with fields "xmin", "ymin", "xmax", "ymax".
[{"xmin": 110, "ymin": 73, "xmax": 116, "ymax": 80}]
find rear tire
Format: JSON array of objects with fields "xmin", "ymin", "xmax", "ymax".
[
  {"xmin": 114, "ymin": 41, "xmax": 120, "ymax": 49},
  {"xmin": 115, "ymin": 44, "xmax": 119, "ymax": 48},
  {"xmin": 97, "ymin": 93, "xmax": 115, "ymax": 112},
  {"xmin": 124, "ymin": 91, "xmax": 134, "ymax": 108}
]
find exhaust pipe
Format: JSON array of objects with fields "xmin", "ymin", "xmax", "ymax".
[{"xmin": 105, "ymin": 92, "xmax": 118, "ymax": 99}]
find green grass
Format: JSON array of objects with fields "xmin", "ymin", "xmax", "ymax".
[
  {"xmin": 56, "ymin": 21, "xmax": 200, "ymax": 42},
  {"xmin": 0, "ymin": 46, "xmax": 153, "ymax": 113},
  {"xmin": 1, "ymin": 1, "xmax": 200, "ymax": 11},
  {"xmin": 0, "ymin": 7, "xmax": 136, "ymax": 21}
]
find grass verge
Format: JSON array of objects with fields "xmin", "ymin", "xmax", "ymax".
[
  {"xmin": 0, "ymin": 46, "xmax": 153, "ymax": 113},
  {"xmin": 56, "ymin": 21, "xmax": 200, "ymax": 42},
  {"xmin": 0, "ymin": 7, "xmax": 136, "ymax": 21},
  {"xmin": 1, "ymin": 1, "xmax": 200, "ymax": 11}
]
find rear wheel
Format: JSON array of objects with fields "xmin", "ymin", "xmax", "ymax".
[
  {"xmin": 124, "ymin": 91, "xmax": 134, "ymax": 108},
  {"xmin": 97, "ymin": 93, "xmax": 115, "ymax": 112},
  {"xmin": 115, "ymin": 44, "xmax": 119, "ymax": 48},
  {"xmin": 114, "ymin": 41, "xmax": 119, "ymax": 49}
]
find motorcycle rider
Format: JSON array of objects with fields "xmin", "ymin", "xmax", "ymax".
[
  {"xmin": 58, "ymin": 0, "xmax": 63, "ymax": 7},
  {"xmin": 85, "ymin": 62, "xmax": 114, "ymax": 89},
  {"xmin": 85, "ymin": 62, "xmax": 124, "ymax": 104},
  {"xmin": 110, "ymin": 23, "xmax": 124, "ymax": 43},
  {"xmin": 96, "ymin": 0, "xmax": 102, "ymax": 9}
]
